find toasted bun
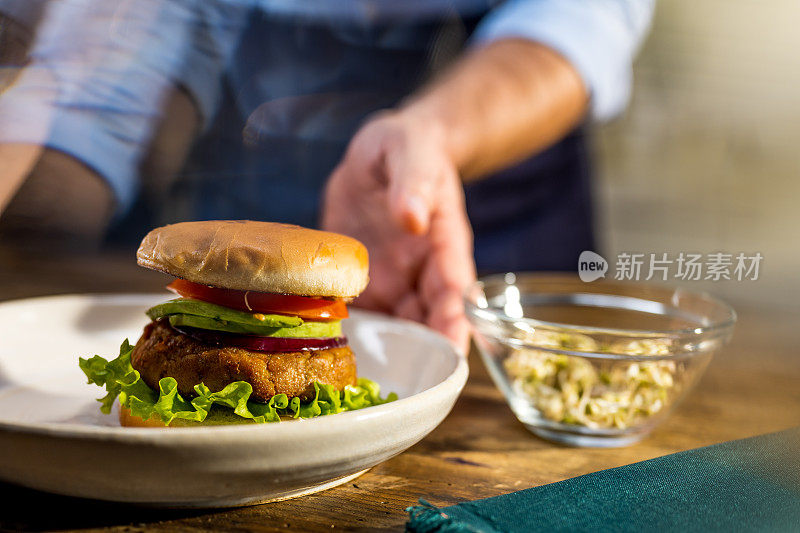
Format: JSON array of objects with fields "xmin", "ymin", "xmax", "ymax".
[
  {"xmin": 136, "ymin": 221, "xmax": 369, "ymax": 298},
  {"xmin": 119, "ymin": 405, "xmax": 260, "ymax": 427}
]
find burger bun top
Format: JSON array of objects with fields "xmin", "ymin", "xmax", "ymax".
[{"xmin": 136, "ymin": 220, "xmax": 369, "ymax": 299}]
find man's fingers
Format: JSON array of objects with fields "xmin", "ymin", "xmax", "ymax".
[
  {"xmin": 427, "ymin": 289, "xmax": 471, "ymax": 355},
  {"xmin": 351, "ymin": 289, "xmax": 388, "ymax": 314},
  {"xmin": 395, "ymin": 193, "xmax": 429, "ymax": 236},
  {"xmin": 384, "ymin": 132, "xmax": 448, "ymax": 236},
  {"xmin": 394, "ymin": 293, "xmax": 425, "ymax": 323},
  {"xmin": 386, "ymin": 165, "xmax": 433, "ymax": 236},
  {"xmin": 420, "ymin": 178, "xmax": 476, "ymax": 305}
]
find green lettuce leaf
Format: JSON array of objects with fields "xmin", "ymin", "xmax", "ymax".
[{"xmin": 79, "ymin": 340, "xmax": 397, "ymax": 426}]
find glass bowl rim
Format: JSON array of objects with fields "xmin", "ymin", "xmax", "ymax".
[{"xmin": 464, "ymin": 272, "xmax": 737, "ymax": 340}]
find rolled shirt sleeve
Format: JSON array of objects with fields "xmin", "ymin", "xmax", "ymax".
[
  {"xmin": 0, "ymin": 0, "xmax": 249, "ymax": 214},
  {"xmin": 472, "ymin": 0, "xmax": 655, "ymax": 121}
]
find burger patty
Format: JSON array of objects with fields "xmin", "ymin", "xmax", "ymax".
[{"xmin": 131, "ymin": 319, "xmax": 357, "ymax": 402}]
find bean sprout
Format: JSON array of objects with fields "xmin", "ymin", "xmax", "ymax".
[{"xmin": 503, "ymin": 332, "xmax": 678, "ymax": 430}]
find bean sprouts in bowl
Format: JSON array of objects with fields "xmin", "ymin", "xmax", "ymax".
[{"xmin": 465, "ymin": 273, "xmax": 736, "ymax": 447}]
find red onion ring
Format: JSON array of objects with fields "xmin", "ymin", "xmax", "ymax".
[{"xmin": 172, "ymin": 325, "xmax": 347, "ymax": 352}]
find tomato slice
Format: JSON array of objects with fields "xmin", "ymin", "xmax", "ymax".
[{"xmin": 166, "ymin": 279, "xmax": 348, "ymax": 320}]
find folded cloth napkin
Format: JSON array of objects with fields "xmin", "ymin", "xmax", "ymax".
[{"xmin": 407, "ymin": 427, "xmax": 800, "ymax": 533}]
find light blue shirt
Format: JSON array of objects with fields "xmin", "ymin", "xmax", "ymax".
[{"xmin": 0, "ymin": 0, "xmax": 654, "ymax": 216}]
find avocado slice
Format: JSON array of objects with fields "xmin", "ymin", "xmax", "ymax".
[
  {"xmin": 147, "ymin": 298, "xmax": 302, "ymax": 328},
  {"xmin": 168, "ymin": 314, "xmax": 342, "ymax": 338}
]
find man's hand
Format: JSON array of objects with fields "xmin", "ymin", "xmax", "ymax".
[
  {"xmin": 322, "ymin": 40, "xmax": 589, "ymax": 353},
  {"xmin": 321, "ymin": 111, "xmax": 476, "ymax": 354}
]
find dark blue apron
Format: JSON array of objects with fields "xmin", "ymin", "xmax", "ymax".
[{"xmin": 112, "ymin": 7, "xmax": 594, "ymax": 273}]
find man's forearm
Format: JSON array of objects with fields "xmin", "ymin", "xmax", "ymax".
[
  {"xmin": 402, "ymin": 39, "xmax": 589, "ymax": 181},
  {"xmin": 0, "ymin": 143, "xmax": 41, "ymax": 214},
  {"xmin": 0, "ymin": 145, "xmax": 115, "ymax": 247}
]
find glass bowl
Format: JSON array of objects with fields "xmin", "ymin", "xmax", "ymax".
[{"xmin": 465, "ymin": 273, "xmax": 736, "ymax": 447}]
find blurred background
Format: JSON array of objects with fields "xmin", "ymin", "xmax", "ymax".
[
  {"xmin": 595, "ymin": 0, "xmax": 799, "ymax": 310},
  {"xmin": 0, "ymin": 0, "xmax": 797, "ymax": 312}
]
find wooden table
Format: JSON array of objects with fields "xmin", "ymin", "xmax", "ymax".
[{"xmin": 1, "ymin": 249, "xmax": 798, "ymax": 532}]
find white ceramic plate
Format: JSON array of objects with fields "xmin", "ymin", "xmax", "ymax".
[{"xmin": 0, "ymin": 294, "xmax": 467, "ymax": 507}]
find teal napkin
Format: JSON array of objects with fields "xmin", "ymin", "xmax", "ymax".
[{"xmin": 407, "ymin": 427, "xmax": 800, "ymax": 532}]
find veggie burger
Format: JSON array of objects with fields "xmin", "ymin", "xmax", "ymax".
[{"xmin": 80, "ymin": 220, "xmax": 395, "ymax": 427}]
